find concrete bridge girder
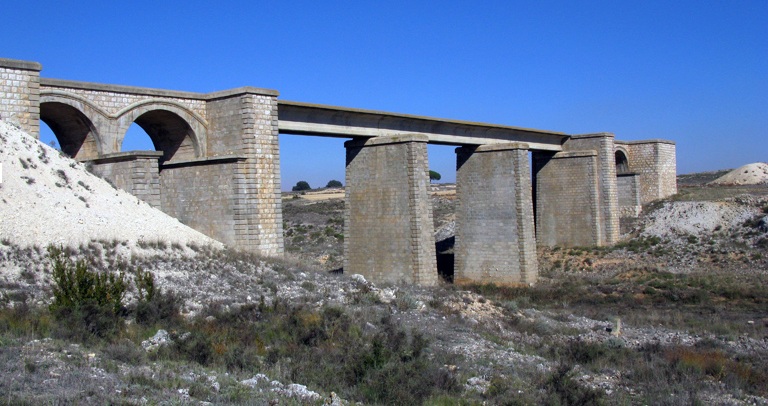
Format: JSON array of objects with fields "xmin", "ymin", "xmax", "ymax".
[{"xmin": 277, "ymin": 100, "xmax": 568, "ymax": 151}]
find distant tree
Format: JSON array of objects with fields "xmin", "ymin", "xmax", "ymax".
[
  {"xmin": 292, "ymin": 181, "xmax": 311, "ymax": 191},
  {"xmin": 326, "ymin": 180, "xmax": 343, "ymax": 188},
  {"xmin": 429, "ymin": 170, "xmax": 442, "ymax": 182}
]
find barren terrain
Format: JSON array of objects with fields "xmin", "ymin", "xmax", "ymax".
[{"xmin": 1, "ymin": 120, "xmax": 768, "ymax": 405}]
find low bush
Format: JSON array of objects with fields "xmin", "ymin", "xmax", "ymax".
[{"xmin": 48, "ymin": 246, "xmax": 127, "ymax": 341}]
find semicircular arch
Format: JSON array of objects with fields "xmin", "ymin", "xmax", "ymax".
[
  {"xmin": 116, "ymin": 101, "xmax": 208, "ymax": 163},
  {"xmin": 39, "ymin": 92, "xmax": 109, "ymax": 159},
  {"xmin": 614, "ymin": 147, "xmax": 630, "ymax": 175}
]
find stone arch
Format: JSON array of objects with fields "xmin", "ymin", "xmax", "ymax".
[
  {"xmin": 116, "ymin": 101, "xmax": 207, "ymax": 164},
  {"xmin": 615, "ymin": 147, "xmax": 630, "ymax": 175},
  {"xmin": 39, "ymin": 93, "xmax": 108, "ymax": 160}
]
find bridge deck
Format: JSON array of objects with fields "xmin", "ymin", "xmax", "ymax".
[{"xmin": 278, "ymin": 101, "xmax": 567, "ymax": 151}]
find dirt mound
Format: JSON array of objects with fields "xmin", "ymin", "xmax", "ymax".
[
  {"xmin": 0, "ymin": 120, "xmax": 221, "ymax": 251},
  {"xmin": 639, "ymin": 200, "xmax": 759, "ymax": 238},
  {"xmin": 709, "ymin": 162, "xmax": 768, "ymax": 185}
]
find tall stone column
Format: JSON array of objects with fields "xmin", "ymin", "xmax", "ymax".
[
  {"xmin": 205, "ymin": 88, "xmax": 284, "ymax": 256},
  {"xmin": 343, "ymin": 135, "xmax": 437, "ymax": 285},
  {"xmin": 0, "ymin": 58, "xmax": 41, "ymax": 138},
  {"xmin": 454, "ymin": 143, "xmax": 537, "ymax": 285}
]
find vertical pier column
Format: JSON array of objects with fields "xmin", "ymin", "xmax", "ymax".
[
  {"xmin": 205, "ymin": 88, "xmax": 284, "ymax": 256},
  {"xmin": 344, "ymin": 135, "xmax": 437, "ymax": 286},
  {"xmin": 454, "ymin": 143, "xmax": 538, "ymax": 286}
]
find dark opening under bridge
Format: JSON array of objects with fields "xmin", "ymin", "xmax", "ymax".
[{"xmin": 0, "ymin": 58, "xmax": 677, "ymax": 286}]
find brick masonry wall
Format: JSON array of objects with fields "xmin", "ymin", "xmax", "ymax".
[
  {"xmin": 534, "ymin": 151, "xmax": 601, "ymax": 247},
  {"xmin": 454, "ymin": 143, "xmax": 537, "ymax": 285},
  {"xmin": 0, "ymin": 59, "xmax": 41, "ymax": 138},
  {"xmin": 621, "ymin": 140, "xmax": 677, "ymax": 204},
  {"xmin": 344, "ymin": 135, "xmax": 437, "ymax": 285},
  {"xmin": 564, "ymin": 134, "xmax": 620, "ymax": 244},
  {"xmin": 617, "ymin": 173, "xmax": 641, "ymax": 218},
  {"xmin": 89, "ymin": 152, "xmax": 163, "ymax": 208}
]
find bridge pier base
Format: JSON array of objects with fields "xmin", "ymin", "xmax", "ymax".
[
  {"xmin": 454, "ymin": 143, "xmax": 538, "ymax": 286},
  {"xmin": 343, "ymin": 135, "xmax": 438, "ymax": 286}
]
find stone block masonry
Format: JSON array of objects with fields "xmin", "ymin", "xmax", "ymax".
[
  {"xmin": 88, "ymin": 152, "xmax": 163, "ymax": 209},
  {"xmin": 160, "ymin": 157, "xmax": 243, "ymax": 246},
  {"xmin": 563, "ymin": 133, "xmax": 620, "ymax": 245},
  {"xmin": 0, "ymin": 58, "xmax": 41, "ymax": 138},
  {"xmin": 617, "ymin": 173, "xmax": 641, "ymax": 218},
  {"xmin": 32, "ymin": 77, "xmax": 284, "ymax": 257},
  {"xmin": 618, "ymin": 140, "xmax": 677, "ymax": 204},
  {"xmin": 534, "ymin": 150, "xmax": 602, "ymax": 247},
  {"xmin": 454, "ymin": 143, "xmax": 537, "ymax": 285},
  {"xmin": 344, "ymin": 135, "xmax": 437, "ymax": 285}
]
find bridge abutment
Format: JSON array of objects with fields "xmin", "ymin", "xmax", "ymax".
[
  {"xmin": 454, "ymin": 143, "xmax": 538, "ymax": 285},
  {"xmin": 343, "ymin": 135, "xmax": 438, "ymax": 285}
]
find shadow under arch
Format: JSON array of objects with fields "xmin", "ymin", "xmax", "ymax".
[
  {"xmin": 615, "ymin": 148, "xmax": 630, "ymax": 175},
  {"xmin": 39, "ymin": 100, "xmax": 104, "ymax": 160},
  {"xmin": 117, "ymin": 102, "xmax": 207, "ymax": 164}
]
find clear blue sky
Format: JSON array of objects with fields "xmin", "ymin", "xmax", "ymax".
[{"xmin": 3, "ymin": 1, "xmax": 766, "ymax": 190}]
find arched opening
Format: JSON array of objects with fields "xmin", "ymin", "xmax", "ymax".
[
  {"xmin": 124, "ymin": 110, "xmax": 197, "ymax": 163},
  {"xmin": 40, "ymin": 102, "xmax": 100, "ymax": 160},
  {"xmin": 615, "ymin": 150, "xmax": 630, "ymax": 174},
  {"xmin": 121, "ymin": 122, "xmax": 156, "ymax": 152}
]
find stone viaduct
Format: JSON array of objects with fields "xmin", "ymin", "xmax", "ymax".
[{"xmin": 1, "ymin": 58, "xmax": 677, "ymax": 286}]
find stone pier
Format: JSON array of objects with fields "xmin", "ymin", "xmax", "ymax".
[
  {"xmin": 454, "ymin": 143, "xmax": 538, "ymax": 285},
  {"xmin": 343, "ymin": 135, "xmax": 437, "ymax": 285}
]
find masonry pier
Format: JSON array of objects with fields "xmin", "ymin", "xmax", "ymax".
[
  {"xmin": 343, "ymin": 135, "xmax": 438, "ymax": 285},
  {"xmin": 454, "ymin": 143, "xmax": 537, "ymax": 285}
]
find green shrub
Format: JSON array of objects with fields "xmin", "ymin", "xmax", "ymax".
[{"xmin": 48, "ymin": 246, "xmax": 127, "ymax": 341}]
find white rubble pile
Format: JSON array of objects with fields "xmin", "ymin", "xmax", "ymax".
[
  {"xmin": 709, "ymin": 162, "xmax": 768, "ymax": 185},
  {"xmin": 0, "ymin": 119, "xmax": 221, "ymax": 251},
  {"xmin": 639, "ymin": 201, "xmax": 759, "ymax": 238}
]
